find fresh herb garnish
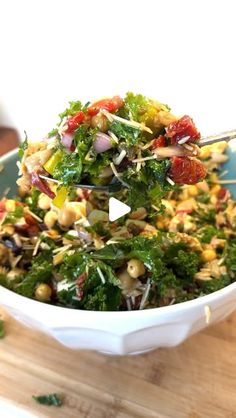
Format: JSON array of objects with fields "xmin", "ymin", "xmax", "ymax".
[
  {"xmin": 18, "ymin": 131, "xmax": 28, "ymax": 159},
  {"xmin": 16, "ymin": 251, "xmax": 53, "ymax": 298},
  {"xmin": 2, "ymin": 206, "xmax": 24, "ymax": 225},
  {"xmin": 53, "ymin": 152, "xmax": 82, "ymax": 186},
  {"xmin": 32, "ymin": 393, "xmax": 62, "ymax": 407},
  {"xmin": 0, "ymin": 319, "xmax": 5, "ymax": 338}
]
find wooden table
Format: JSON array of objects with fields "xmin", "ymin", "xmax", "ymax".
[{"xmin": 0, "ymin": 307, "xmax": 236, "ymax": 418}]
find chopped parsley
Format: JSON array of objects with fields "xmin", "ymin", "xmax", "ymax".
[
  {"xmin": 2, "ymin": 206, "xmax": 24, "ymax": 225},
  {"xmin": 32, "ymin": 393, "xmax": 62, "ymax": 407},
  {"xmin": 0, "ymin": 319, "xmax": 5, "ymax": 338}
]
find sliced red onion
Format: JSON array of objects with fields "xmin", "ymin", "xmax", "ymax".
[
  {"xmin": 61, "ymin": 133, "xmax": 74, "ymax": 151},
  {"xmin": 30, "ymin": 172, "xmax": 55, "ymax": 199},
  {"xmin": 93, "ymin": 132, "xmax": 113, "ymax": 153},
  {"xmin": 77, "ymin": 230, "xmax": 92, "ymax": 242}
]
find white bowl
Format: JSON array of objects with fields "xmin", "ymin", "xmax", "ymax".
[
  {"xmin": 0, "ymin": 284, "xmax": 236, "ymax": 355},
  {"xmin": 0, "ymin": 149, "xmax": 236, "ymax": 355}
]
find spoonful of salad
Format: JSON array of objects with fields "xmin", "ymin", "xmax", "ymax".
[{"xmin": 17, "ymin": 93, "xmax": 230, "ymax": 210}]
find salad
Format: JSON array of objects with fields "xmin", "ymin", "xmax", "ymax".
[
  {"xmin": 0, "ymin": 94, "xmax": 235, "ymax": 311},
  {"xmin": 17, "ymin": 93, "xmax": 206, "ymax": 211}
]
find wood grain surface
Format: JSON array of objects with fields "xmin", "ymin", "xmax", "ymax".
[{"xmin": 0, "ymin": 308, "xmax": 236, "ymax": 418}]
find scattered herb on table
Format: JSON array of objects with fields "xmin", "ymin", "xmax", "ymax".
[
  {"xmin": 0, "ymin": 319, "xmax": 5, "ymax": 338},
  {"xmin": 32, "ymin": 393, "xmax": 62, "ymax": 407}
]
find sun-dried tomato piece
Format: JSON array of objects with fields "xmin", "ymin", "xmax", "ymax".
[
  {"xmin": 76, "ymin": 272, "xmax": 87, "ymax": 301},
  {"xmin": 87, "ymin": 96, "xmax": 123, "ymax": 116},
  {"xmin": 151, "ymin": 135, "xmax": 166, "ymax": 150},
  {"xmin": 217, "ymin": 188, "xmax": 229, "ymax": 201},
  {"xmin": 166, "ymin": 115, "xmax": 200, "ymax": 144},
  {"xmin": 169, "ymin": 156, "xmax": 207, "ymax": 184}
]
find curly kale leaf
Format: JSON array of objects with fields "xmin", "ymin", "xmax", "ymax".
[
  {"xmin": 33, "ymin": 393, "xmax": 62, "ymax": 407},
  {"xmin": 123, "ymin": 92, "xmax": 149, "ymax": 122},
  {"xmin": 109, "ymin": 121, "xmax": 140, "ymax": 145},
  {"xmin": 18, "ymin": 131, "xmax": 28, "ymax": 159},
  {"xmin": 53, "ymin": 152, "xmax": 82, "ymax": 186},
  {"xmin": 58, "ymin": 100, "xmax": 83, "ymax": 121},
  {"xmin": 146, "ymin": 159, "xmax": 171, "ymax": 184},
  {"xmin": 0, "ymin": 319, "xmax": 4, "ymax": 338},
  {"xmin": 2, "ymin": 206, "xmax": 24, "ymax": 225},
  {"xmin": 16, "ymin": 251, "xmax": 53, "ymax": 298},
  {"xmin": 167, "ymin": 249, "xmax": 200, "ymax": 281},
  {"xmin": 200, "ymin": 275, "xmax": 231, "ymax": 294},
  {"xmin": 123, "ymin": 160, "xmax": 172, "ymax": 210},
  {"xmin": 196, "ymin": 225, "xmax": 225, "ymax": 244},
  {"xmin": 83, "ymin": 283, "xmax": 121, "ymax": 311}
]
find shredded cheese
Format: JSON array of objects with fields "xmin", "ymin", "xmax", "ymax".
[
  {"xmin": 102, "ymin": 109, "xmax": 153, "ymax": 134},
  {"xmin": 25, "ymin": 209, "xmax": 43, "ymax": 222},
  {"xmin": 126, "ymin": 297, "xmax": 132, "ymax": 311},
  {"xmin": 32, "ymin": 238, "xmax": 41, "ymax": 257},
  {"xmin": 166, "ymin": 176, "xmax": 175, "ymax": 186},
  {"xmin": 38, "ymin": 174, "xmax": 61, "ymax": 185},
  {"xmin": 113, "ymin": 149, "xmax": 127, "ymax": 165},
  {"xmin": 110, "ymin": 163, "xmax": 129, "ymax": 188},
  {"xmin": 96, "ymin": 266, "xmax": 106, "ymax": 284},
  {"xmin": 219, "ymin": 170, "xmax": 229, "ymax": 178},
  {"xmin": 214, "ymin": 179, "xmax": 236, "ymax": 184},
  {"xmin": 108, "ymin": 130, "xmax": 119, "ymax": 144},
  {"xmin": 178, "ymin": 136, "xmax": 190, "ymax": 144},
  {"xmin": 53, "ymin": 244, "xmax": 72, "ymax": 254},
  {"xmin": 139, "ymin": 278, "xmax": 151, "ymax": 310},
  {"xmin": 132, "ymin": 155, "xmax": 157, "ymax": 163},
  {"xmin": 183, "ymin": 143, "xmax": 194, "ymax": 151}
]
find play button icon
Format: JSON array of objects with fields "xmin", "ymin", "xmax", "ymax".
[{"xmin": 109, "ymin": 197, "xmax": 131, "ymax": 222}]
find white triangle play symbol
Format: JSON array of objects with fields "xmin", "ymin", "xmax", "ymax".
[{"xmin": 109, "ymin": 197, "xmax": 131, "ymax": 222}]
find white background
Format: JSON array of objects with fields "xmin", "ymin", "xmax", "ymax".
[{"xmin": 0, "ymin": 0, "xmax": 236, "ymax": 140}]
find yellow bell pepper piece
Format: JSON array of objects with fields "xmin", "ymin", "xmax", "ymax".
[
  {"xmin": 43, "ymin": 150, "xmax": 63, "ymax": 175},
  {"xmin": 52, "ymin": 186, "xmax": 68, "ymax": 208}
]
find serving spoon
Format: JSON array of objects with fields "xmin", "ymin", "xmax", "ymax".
[{"xmin": 39, "ymin": 128, "xmax": 236, "ymax": 192}]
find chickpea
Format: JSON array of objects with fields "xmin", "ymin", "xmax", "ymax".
[
  {"xmin": 58, "ymin": 206, "xmax": 76, "ymax": 227},
  {"xmin": 127, "ymin": 259, "xmax": 146, "ymax": 278},
  {"xmin": 38, "ymin": 193, "xmax": 52, "ymax": 210},
  {"xmin": 129, "ymin": 207, "xmax": 147, "ymax": 220},
  {"xmin": 44, "ymin": 210, "xmax": 58, "ymax": 229},
  {"xmin": 118, "ymin": 270, "xmax": 135, "ymax": 290},
  {"xmin": 201, "ymin": 249, "xmax": 217, "ymax": 263},
  {"xmin": 35, "ymin": 283, "xmax": 52, "ymax": 301},
  {"xmin": 188, "ymin": 185, "xmax": 198, "ymax": 197},
  {"xmin": 91, "ymin": 114, "xmax": 108, "ymax": 132},
  {"xmin": 88, "ymin": 210, "xmax": 109, "ymax": 225},
  {"xmin": 5, "ymin": 199, "xmax": 16, "ymax": 212}
]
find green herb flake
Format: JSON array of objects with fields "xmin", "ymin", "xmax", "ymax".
[
  {"xmin": 0, "ymin": 319, "xmax": 5, "ymax": 338},
  {"xmin": 2, "ymin": 206, "xmax": 24, "ymax": 225},
  {"xmin": 32, "ymin": 393, "xmax": 62, "ymax": 407},
  {"xmin": 18, "ymin": 131, "xmax": 28, "ymax": 159},
  {"xmin": 53, "ymin": 152, "xmax": 82, "ymax": 186},
  {"xmin": 109, "ymin": 121, "xmax": 140, "ymax": 146},
  {"xmin": 59, "ymin": 100, "xmax": 82, "ymax": 121}
]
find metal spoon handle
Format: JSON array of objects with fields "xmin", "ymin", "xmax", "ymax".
[{"xmin": 199, "ymin": 129, "xmax": 236, "ymax": 147}]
